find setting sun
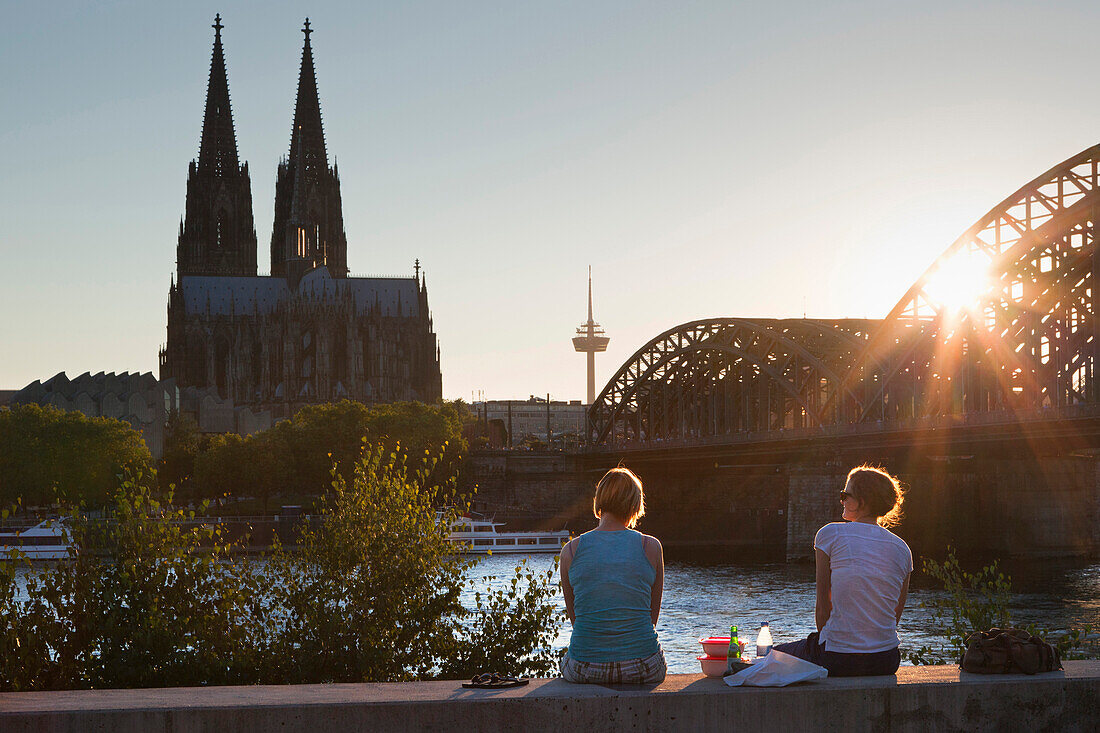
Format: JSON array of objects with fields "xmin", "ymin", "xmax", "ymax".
[{"xmin": 921, "ymin": 247, "xmax": 993, "ymax": 318}]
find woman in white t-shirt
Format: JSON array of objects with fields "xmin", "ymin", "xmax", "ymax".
[{"xmin": 772, "ymin": 465, "xmax": 913, "ymax": 676}]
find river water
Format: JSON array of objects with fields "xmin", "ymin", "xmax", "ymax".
[
  {"xmin": 463, "ymin": 553, "xmax": 1100, "ymax": 674},
  {"xmin": 11, "ymin": 554, "xmax": 1098, "ymax": 676}
]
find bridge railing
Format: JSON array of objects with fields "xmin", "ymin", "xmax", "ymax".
[{"xmin": 586, "ymin": 402, "xmax": 1100, "ymax": 453}]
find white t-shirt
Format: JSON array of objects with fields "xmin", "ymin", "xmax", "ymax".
[{"xmin": 814, "ymin": 522, "xmax": 913, "ymax": 653}]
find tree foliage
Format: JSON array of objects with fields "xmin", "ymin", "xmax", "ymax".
[
  {"xmin": 185, "ymin": 400, "xmax": 468, "ymax": 508},
  {"xmin": 0, "ymin": 404, "xmax": 153, "ymax": 509},
  {"xmin": 1, "ymin": 444, "xmax": 563, "ymax": 691},
  {"xmin": 0, "ymin": 473, "xmax": 264, "ymax": 690},
  {"xmin": 156, "ymin": 412, "xmax": 202, "ymax": 495},
  {"xmin": 262, "ymin": 444, "xmax": 469, "ymax": 682},
  {"xmin": 441, "ymin": 558, "xmax": 562, "ymax": 680}
]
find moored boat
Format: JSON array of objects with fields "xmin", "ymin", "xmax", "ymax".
[
  {"xmin": 0, "ymin": 519, "xmax": 73, "ymax": 560},
  {"xmin": 446, "ymin": 513, "xmax": 569, "ymax": 554}
]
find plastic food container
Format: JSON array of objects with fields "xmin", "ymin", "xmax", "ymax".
[
  {"xmin": 697, "ymin": 655, "xmax": 728, "ymax": 678},
  {"xmin": 699, "ymin": 637, "xmax": 745, "ymax": 658}
]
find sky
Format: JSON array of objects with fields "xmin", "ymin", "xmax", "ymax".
[{"xmin": 3, "ymin": 1, "xmax": 1100, "ymax": 402}]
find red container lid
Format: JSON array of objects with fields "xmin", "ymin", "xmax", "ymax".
[
  {"xmin": 697, "ymin": 655, "xmax": 727, "ymax": 661},
  {"xmin": 700, "ymin": 636, "xmax": 731, "ymax": 643}
]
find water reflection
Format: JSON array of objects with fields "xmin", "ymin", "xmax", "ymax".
[{"xmin": 463, "ymin": 554, "xmax": 1100, "ymax": 674}]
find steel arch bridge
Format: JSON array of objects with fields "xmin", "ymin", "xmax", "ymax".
[{"xmin": 589, "ymin": 144, "xmax": 1100, "ymax": 446}]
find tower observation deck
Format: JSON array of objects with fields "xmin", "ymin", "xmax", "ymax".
[{"xmin": 572, "ymin": 267, "xmax": 610, "ymax": 405}]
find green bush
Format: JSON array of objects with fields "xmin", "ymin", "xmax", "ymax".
[
  {"xmin": 906, "ymin": 547, "xmax": 1096, "ymax": 664},
  {"xmin": 0, "ymin": 444, "xmax": 562, "ymax": 690},
  {"xmin": 261, "ymin": 443, "xmax": 469, "ymax": 683},
  {"xmin": 0, "ymin": 475, "xmax": 264, "ymax": 690},
  {"xmin": 440, "ymin": 557, "xmax": 562, "ymax": 680}
]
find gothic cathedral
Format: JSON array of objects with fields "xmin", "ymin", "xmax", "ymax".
[{"xmin": 160, "ymin": 17, "xmax": 442, "ymax": 417}]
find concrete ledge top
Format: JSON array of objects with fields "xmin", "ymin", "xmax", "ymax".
[{"xmin": 2, "ymin": 661, "xmax": 1097, "ymax": 714}]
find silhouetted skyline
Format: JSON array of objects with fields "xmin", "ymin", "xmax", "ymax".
[{"xmin": 3, "ymin": 1, "xmax": 1100, "ymax": 400}]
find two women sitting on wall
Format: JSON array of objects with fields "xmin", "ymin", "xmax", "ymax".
[{"xmin": 558, "ymin": 464, "xmax": 911, "ymax": 683}]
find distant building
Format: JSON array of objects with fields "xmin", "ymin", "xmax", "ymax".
[
  {"xmin": 8, "ymin": 372, "xmax": 272, "ymax": 459},
  {"xmin": 475, "ymin": 396, "xmax": 586, "ymax": 447},
  {"xmin": 159, "ymin": 18, "xmax": 441, "ymax": 419}
]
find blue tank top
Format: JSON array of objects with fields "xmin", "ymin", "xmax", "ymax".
[{"xmin": 567, "ymin": 529, "xmax": 660, "ymax": 662}]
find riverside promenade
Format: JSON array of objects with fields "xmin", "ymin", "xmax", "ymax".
[{"xmin": 2, "ymin": 662, "xmax": 1098, "ymax": 732}]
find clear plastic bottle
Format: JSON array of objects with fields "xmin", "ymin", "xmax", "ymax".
[{"xmin": 756, "ymin": 622, "xmax": 773, "ymax": 658}]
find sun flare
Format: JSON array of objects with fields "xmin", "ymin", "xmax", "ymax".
[{"xmin": 921, "ymin": 248, "xmax": 992, "ymax": 317}]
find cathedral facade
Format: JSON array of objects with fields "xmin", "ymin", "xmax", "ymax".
[{"xmin": 160, "ymin": 17, "xmax": 442, "ymax": 417}]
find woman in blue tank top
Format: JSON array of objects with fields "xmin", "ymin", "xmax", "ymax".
[{"xmin": 559, "ymin": 467, "xmax": 666, "ymax": 684}]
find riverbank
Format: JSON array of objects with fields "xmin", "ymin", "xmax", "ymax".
[{"xmin": 3, "ymin": 662, "xmax": 1097, "ymax": 732}]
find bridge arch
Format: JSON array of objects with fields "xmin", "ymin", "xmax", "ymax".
[
  {"xmin": 587, "ymin": 318, "xmax": 876, "ymax": 445},
  {"xmin": 837, "ymin": 144, "xmax": 1100, "ymax": 422},
  {"xmin": 590, "ymin": 144, "xmax": 1100, "ymax": 446}
]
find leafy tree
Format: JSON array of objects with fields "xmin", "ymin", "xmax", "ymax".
[
  {"xmin": 0, "ymin": 473, "xmax": 265, "ymax": 691},
  {"xmin": 261, "ymin": 443, "xmax": 562, "ymax": 682},
  {"xmin": 441, "ymin": 558, "xmax": 563, "ymax": 680},
  {"xmin": 157, "ymin": 412, "xmax": 201, "ymax": 494},
  {"xmin": 262, "ymin": 444, "xmax": 469, "ymax": 682},
  {"xmin": 190, "ymin": 400, "xmax": 468, "ymax": 507},
  {"xmin": 0, "ymin": 404, "xmax": 153, "ymax": 509},
  {"xmin": 189, "ymin": 429, "xmax": 275, "ymax": 508}
]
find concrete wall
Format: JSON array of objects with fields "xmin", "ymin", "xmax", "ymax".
[{"xmin": 2, "ymin": 663, "xmax": 1097, "ymax": 732}]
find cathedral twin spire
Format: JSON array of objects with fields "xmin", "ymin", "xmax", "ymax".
[
  {"xmin": 176, "ymin": 14, "xmax": 257, "ymax": 277},
  {"xmin": 179, "ymin": 16, "xmax": 347, "ymax": 283},
  {"xmin": 272, "ymin": 17, "xmax": 349, "ymax": 284},
  {"xmin": 287, "ymin": 19, "xmax": 328, "ymax": 186},
  {"xmin": 197, "ymin": 15, "xmax": 239, "ymax": 175}
]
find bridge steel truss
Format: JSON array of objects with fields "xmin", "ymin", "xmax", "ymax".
[
  {"xmin": 589, "ymin": 144, "xmax": 1100, "ymax": 446},
  {"xmin": 587, "ymin": 318, "xmax": 879, "ymax": 445}
]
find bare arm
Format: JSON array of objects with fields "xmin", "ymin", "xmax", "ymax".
[
  {"xmin": 895, "ymin": 572, "xmax": 911, "ymax": 624},
  {"xmin": 560, "ymin": 538, "xmax": 576, "ymax": 625},
  {"xmin": 644, "ymin": 535, "xmax": 664, "ymax": 626},
  {"xmin": 815, "ymin": 548, "xmax": 832, "ymax": 632}
]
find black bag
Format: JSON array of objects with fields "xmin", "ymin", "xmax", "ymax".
[{"xmin": 960, "ymin": 628, "xmax": 1062, "ymax": 675}]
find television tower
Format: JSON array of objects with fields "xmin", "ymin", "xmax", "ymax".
[{"xmin": 573, "ymin": 267, "xmax": 610, "ymax": 405}]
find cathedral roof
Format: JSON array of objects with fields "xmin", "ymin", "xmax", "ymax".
[{"xmin": 178, "ymin": 269, "xmax": 420, "ymax": 318}]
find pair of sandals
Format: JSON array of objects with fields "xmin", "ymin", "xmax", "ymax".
[{"xmin": 462, "ymin": 672, "xmax": 530, "ymax": 689}]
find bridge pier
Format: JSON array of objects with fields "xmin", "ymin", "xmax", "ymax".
[
  {"xmin": 782, "ymin": 453, "xmax": 1100, "ymax": 561},
  {"xmin": 465, "ymin": 425, "xmax": 1100, "ymax": 563},
  {"xmin": 785, "ymin": 463, "xmax": 845, "ymax": 561}
]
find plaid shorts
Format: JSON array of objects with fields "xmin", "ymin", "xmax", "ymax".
[{"xmin": 559, "ymin": 646, "xmax": 667, "ymax": 684}]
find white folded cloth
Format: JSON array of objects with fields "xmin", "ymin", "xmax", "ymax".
[{"xmin": 724, "ymin": 650, "xmax": 828, "ymax": 687}]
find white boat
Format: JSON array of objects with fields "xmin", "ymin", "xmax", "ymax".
[
  {"xmin": 0, "ymin": 519, "xmax": 73, "ymax": 560},
  {"xmin": 446, "ymin": 513, "xmax": 570, "ymax": 554}
]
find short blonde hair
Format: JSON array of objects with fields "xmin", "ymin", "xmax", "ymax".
[
  {"xmin": 593, "ymin": 467, "xmax": 646, "ymax": 528},
  {"xmin": 846, "ymin": 465, "xmax": 905, "ymax": 528}
]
